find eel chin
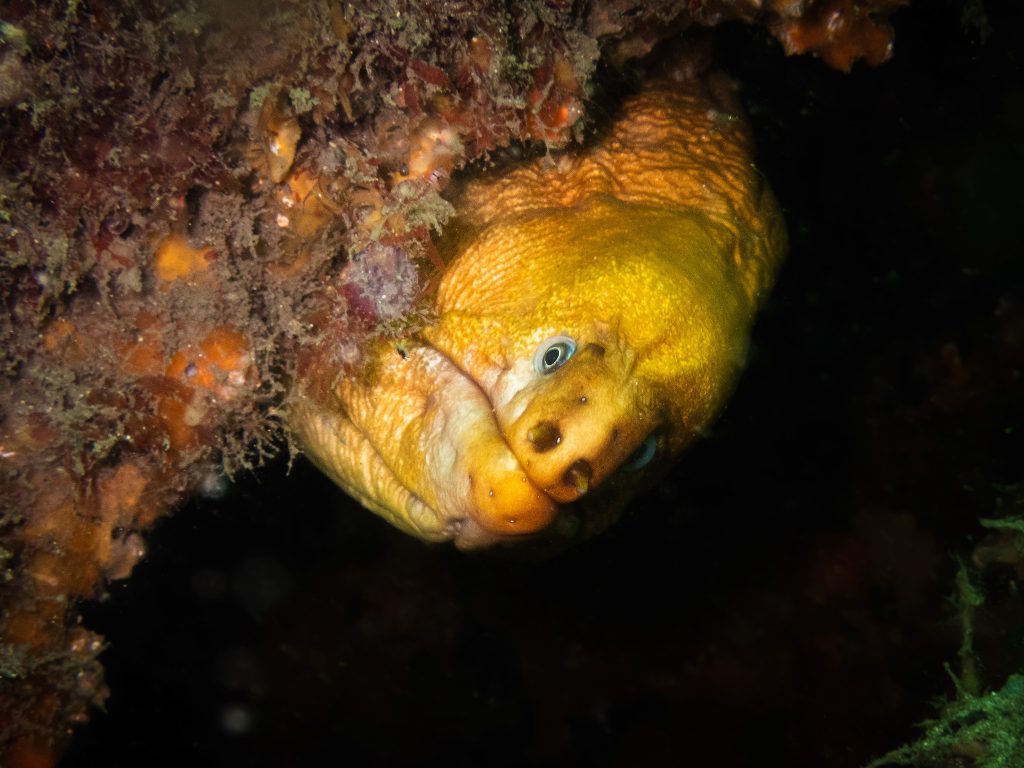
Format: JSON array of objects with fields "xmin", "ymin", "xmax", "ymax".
[{"xmin": 289, "ymin": 76, "xmax": 787, "ymax": 548}]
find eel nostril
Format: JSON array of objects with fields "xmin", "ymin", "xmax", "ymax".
[
  {"xmin": 563, "ymin": 459, "xmax": 593, "ymax": 496},
  {"xmin": 527, "ymin": 421, "xmax": 562, "ymax": 452}
]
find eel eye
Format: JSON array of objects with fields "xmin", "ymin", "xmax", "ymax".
[
  {"xmin": 533, "ymin": 336, "xmax": 576, "ymax": 374},
  {"xmin": 623, "ymin": 435, "xmax": 657, "ymax": 471}
]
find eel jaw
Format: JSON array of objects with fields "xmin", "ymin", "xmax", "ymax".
[
  {"xmin": 292, "ymin": 330, "xmax": 653, "ymax": 548},
  {"xmin": 291, "ymin": 341, "xmax": 560, "ymax": 549},
  {"xmin": 446, "ymin": 416, "xmax": 560, "ymax": 545}
]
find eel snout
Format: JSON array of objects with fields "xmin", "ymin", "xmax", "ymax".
[{"xmin": 503, "ymin": 345, "xmax": 651, "ymax": 504}]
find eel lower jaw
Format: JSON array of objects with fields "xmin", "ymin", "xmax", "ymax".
[
  {"xmin": 443, "ymin": 515, "xmax": 542, "ymax": 550},
  {"xmin": 445, "ymin": 508, "xmax": 584, "ymax": 551},
  {"xmin": 453, "ymin": 438, "xmax": 560, "ymax": 545}
]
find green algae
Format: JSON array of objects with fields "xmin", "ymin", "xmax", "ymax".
[
  {"xmin": 866, "ymin": 676, "xmax": 1024, "ymax": 768},
  {"xmin": 867, "ymin": 515, "xmax": 1024, "ymax": 768}
]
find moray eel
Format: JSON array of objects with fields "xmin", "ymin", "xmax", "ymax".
[{"xmin": 290, "ymin": 77, "xmax": 786, "ymax": 548}]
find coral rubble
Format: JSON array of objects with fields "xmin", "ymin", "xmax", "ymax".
[{"xmin": 0, "ymin": 0, "xmax": 905, "ymax": 764}]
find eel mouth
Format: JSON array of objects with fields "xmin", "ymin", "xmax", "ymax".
[
  {"xmin": 424, "ymin": 341, "xmax": 647, "ymax": 549},
  {"xmin": 299, "ymin": 336, "xmax": 647, "ymax": 550},
  {"xmin": 427, "ymin": 350, "xmax": 562, "ymax": 548}
]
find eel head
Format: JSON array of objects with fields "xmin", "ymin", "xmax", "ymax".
[{"xmin": 289, "ymin": 79, "xmax": 786, "ymax": 548}]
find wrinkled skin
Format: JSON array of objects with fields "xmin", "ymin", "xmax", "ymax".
[{"xmin": 289, "ymin": 77, "xmax": 787, "ymax": 548}]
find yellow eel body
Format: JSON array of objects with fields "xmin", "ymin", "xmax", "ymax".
[{"xmin": 289, "ymin": 78, "xmax": 787, "ymax": 548}]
